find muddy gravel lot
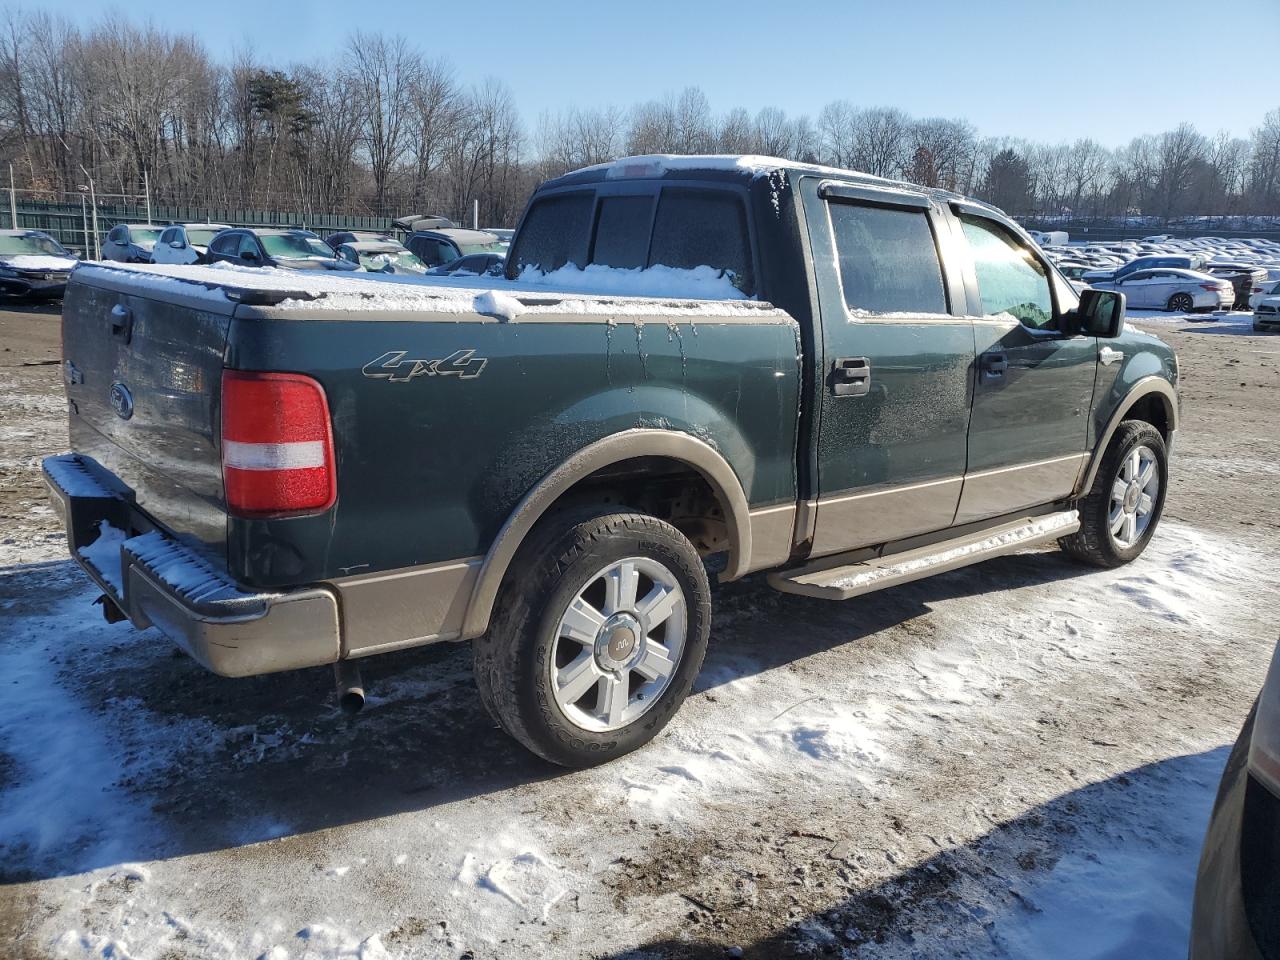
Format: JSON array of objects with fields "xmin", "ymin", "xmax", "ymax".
[{"xmin": 0, "ymin": 302, "xmax": 1277, "ymax": 959}]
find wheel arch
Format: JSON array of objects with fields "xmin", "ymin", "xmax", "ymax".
[
  {"xmin": 1077, "ymin": 376, "xmax": 1178, "ymax": 495},
  {"xmin": 460, "ymin": 429, "xmax": 752, "ymax": 640}
]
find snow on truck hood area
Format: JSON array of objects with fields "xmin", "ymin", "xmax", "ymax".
[
  {"xmin": 74, "ymin": 260, "xmax": 773, "ymax": 322},
  {"xmin": 0, "ymin": 521, "xmax": 1260, "ymax": 960},
  {"xmin": 2, "ymin": 254, "xmax": 78, "ymax": 272}
]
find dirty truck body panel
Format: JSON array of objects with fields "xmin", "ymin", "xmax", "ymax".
[{"xmin": 48, "ymin": 154, "xmax": 1180, "ymax": 685}]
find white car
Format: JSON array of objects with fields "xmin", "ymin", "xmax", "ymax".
[
  {"xmin": 151, "ymin": 223, "xmax": 232, "ymax": 266},
  {"xmin": 1247, "ymin": 271, "xmax": 1280, "ymax": 310},
  {"xmin": 100, "ymin": 223, "xmax": 164, "ymax": 263},
  {"xmin": 1093, "ymin": 268, "xmax": 1233, "ymax": 312},
  {"xmin": 1255, "ymin": 296, "xmax": 1280, "ymax": 332}
]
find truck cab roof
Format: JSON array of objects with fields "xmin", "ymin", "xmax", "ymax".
[{"xmin": 541, "ymin": 153, "xmax": 984, "ymax": 209}]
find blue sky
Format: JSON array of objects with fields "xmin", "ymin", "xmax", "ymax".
[{"xmin": 39, "ymin": 0, "xmax": 1280, "ymax": 146}]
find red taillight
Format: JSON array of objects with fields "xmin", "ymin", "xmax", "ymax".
[
  {"xmin": 1200, "ymin": 283, "xmax": 1219, "ymax": 291},
  {"xmin": 221, "ymin": 370, "xmax": 336, "ymax": 517}
]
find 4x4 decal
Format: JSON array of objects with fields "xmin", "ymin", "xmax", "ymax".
[{"xmin": 361, "ymin": 349, "xmax": 488, "ymax": 382}]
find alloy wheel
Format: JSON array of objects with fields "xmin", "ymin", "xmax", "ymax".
[
  {"xmin": 550, "ymin": 557, "xmax": 687, "ymax": 732},
  {"xmin": 1109, "ymin": 444, "xmax": 1159, "ymax": 549}
]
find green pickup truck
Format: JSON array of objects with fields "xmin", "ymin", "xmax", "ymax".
[{"xmin": 44, "ymin": 155, "xmax": 1179, "ymax": 766}]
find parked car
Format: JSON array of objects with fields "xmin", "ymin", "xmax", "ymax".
[
  {"xmin": 1190, "ymin": 638, "xmax": 1280, "ymax": 960},
  {"xmin": 392, "ymin": 214, "xmax": 456, "ymax": 232},
  {"xmin": 1092, "ymin": 268, "xmax": 1232, "ymax": 312},
  {"xmin": 335, "ymin": 240, "xmax": 428, "ymax": 275},
  {"xmin": 150, "ymin": 223, "xmax": 233, "ymax": 266},
  {"xmin": 1254, "ymin": 296, "xmax": 1280, "ymax": 332},
  {"xmin": 1113, "ymin": 254, "xmax": 1207, "ymax": 282},
  {"xmin": 324, "ymin": 230, "xmax": 394, "ymax": 252},
  {"xmin": 425, "ymin": 253, "xmax": 505, "ymax": 277},
  {"xmin": 46, "ymin": 154, "xmax": 1179, "ymax": 768},
  {"xmin": 101, "ymin": 224, "xmax": 164, "ymax": 263},
  {"xmin": 0, "ymin": 228, "xmax": 79, "ymax": 299},
  {"xmin": 1205, "ymin": 263, "xmax": 1269, "ymax": 310},
  {"xmin": 406, "ymin": 228, "xmax": 506, "ymax": 268},
  {"xmin": 1248, "ymin": 275, "xmax": 1280, "ymax": 310},
  {"xmin": 205, "ymin": 228, "xmax": 358, "ymax": 271}
]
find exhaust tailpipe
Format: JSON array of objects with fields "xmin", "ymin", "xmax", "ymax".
[
  {"xmin": 95, "ymin": 594, "xmax": 127, "ymax": 624},
  {"xmin": 333, "ymin": 660, "xmax": 365, "ymax": 715}
]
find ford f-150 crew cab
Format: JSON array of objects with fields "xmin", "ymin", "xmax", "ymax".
[{"xmin": 44, "ymin": 155, "xmax": 1180, "ymax": 767}]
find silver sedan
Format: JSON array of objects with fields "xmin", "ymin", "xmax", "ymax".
[{"xmin": 1093, "ymin": 268, "xmax": 1232, "ymax": 312}]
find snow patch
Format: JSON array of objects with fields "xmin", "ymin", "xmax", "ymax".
[
  {"xmin": 77, "ymin": 520, "xmax": 127, "ymax": 592},
  {"xmin": 516, "ymin": 262, "xmax": 750, "ymax": 301},
  {"xmin": 3, "ymin": 254, "xmax": 78, "ymax": 271}
]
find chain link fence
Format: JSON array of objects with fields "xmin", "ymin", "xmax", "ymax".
[{"xmin": 2, "ymin": 190, "xmax": 400, "ymax": 256}]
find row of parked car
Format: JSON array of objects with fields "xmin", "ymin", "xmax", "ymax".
[
  {"xmin": 0, "ymin": 216, "xmax": 514, "ymax": 302},
  {"xmin": 1040, "ymin": 234, "xmax": 1280, "ymax": 331},
  {"xmin": 102, "ymin": 216, "xmax": 510, "ymax": 278}
]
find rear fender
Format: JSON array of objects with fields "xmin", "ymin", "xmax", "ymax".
[{"xmin": 460, "ymin": 428, "xmax": 751, "ymax": 640}]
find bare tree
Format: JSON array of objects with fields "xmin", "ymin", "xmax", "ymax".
[
  {"xmin": 1247, "ymin": 108, "xmax": 1280, "ymax": 215},
  {"xmin": 344, "ymin": 31, "xmax": 421, "ymax": 210}
]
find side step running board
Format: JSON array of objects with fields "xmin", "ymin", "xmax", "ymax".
[{"xmin": 768, "ymin": 510, "xmax": 1080, "ymax": 600}]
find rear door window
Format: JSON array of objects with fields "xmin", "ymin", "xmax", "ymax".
[
  {"xmin": 648, "ymin": 189, "xmax": 754, "ymax": 294},
  {"xmin": 509, "ymin": 192, "xmax": 593, "ymax": 275},
  {"xmin": 591, "ymin": 195, "xmax": 654, "ymax": 270},
  {"xmin": 828, "ymin": 201, "xmax": 947, "ymax": 315}
]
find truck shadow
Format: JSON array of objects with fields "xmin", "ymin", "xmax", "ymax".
[
  {"xmin": 594, "ymin": 746, "xmax": 1229, "ymax": 959},
  {"xmin": 0, "ymin": 548, "xmax": 1097, "ymax": 885}
]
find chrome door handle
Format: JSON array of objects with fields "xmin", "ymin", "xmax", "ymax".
[{"xmin": 1099, "ymin": 346, "xmax": 1123, "ymax": 366}]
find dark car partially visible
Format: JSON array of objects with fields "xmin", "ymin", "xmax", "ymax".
[
  {"xmin": 1206, "ymin": 263, "xmax": 1269, "ymax": 310},
  {"xmin": 1191, "ymin": 639, "xmax": 1280, "ymax": 960},
  {"xmin": 0, "ymin": 229, "xmax": 79, "ymax": 300}
]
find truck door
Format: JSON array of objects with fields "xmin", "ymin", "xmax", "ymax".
[
  {"xmin": 800, "ymin": 178, "xmax": 975, "ymax": 558},
  {"xmin": 948, "ymin": 205, "xmax": 1097, "ymax": 525}
]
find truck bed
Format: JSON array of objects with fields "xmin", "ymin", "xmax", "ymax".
[{"xmin": 60, "ymin": 262, "xmax": 802, "ymax": 619}]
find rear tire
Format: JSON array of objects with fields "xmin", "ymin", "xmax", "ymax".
[
  {"xmin": 1168, "ymin": 293, "xmax": 1194, "ymax": 313},
  {"xmin": 473, "ymin": 506, "xmax": 711, "ymax": 767},
  {"xmin": 1061, "ymin": 420, "xmax": 1168, "ymax": 568}
]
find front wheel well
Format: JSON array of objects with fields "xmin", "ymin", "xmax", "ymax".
[{"xmin": 1120, "ymin": 393, "xmax": 1172, "ymax": 441}]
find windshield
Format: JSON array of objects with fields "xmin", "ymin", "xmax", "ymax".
[
  {"xmin": 131, "ymin": 228, "xmax": 163, "ymax": 245},
  {"xmin": 0, "ymin": 234, "xmax": 68, "ymax": 257},
  {"xmin": 187, "ymin": 229, "xmax": 221, "ymax": 247},
  {"xmin": 260, "ymin": 234, "xmax": 336, "ymax": 260},
  {"xmin": 459, "ymin": 241, "xmax": 507, "ymax": 256},
  {"xmin": 359, "ymin": 250, "xmax": 426, "ymax": 273}
]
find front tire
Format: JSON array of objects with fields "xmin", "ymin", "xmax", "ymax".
[
  {"xmin": 1168, "ymin": 293, "xmax": 1194, "ymax": 313},
  {"xmin": 1061, "ymin": 420, "xmax": 1168, "ymax": 568},
  {"xmin": 474, "ymin": 507, "xmax": 711, "ymax": 767}
]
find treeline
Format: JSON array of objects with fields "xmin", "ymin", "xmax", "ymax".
[{"xmin": 2, "ymin": 10, "xmax": 1279, "ymax": 224}]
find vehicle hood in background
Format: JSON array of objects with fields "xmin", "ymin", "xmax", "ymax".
[{"xmin": 1, "ymin": 254, "xmax": 78, "ymax": 273}]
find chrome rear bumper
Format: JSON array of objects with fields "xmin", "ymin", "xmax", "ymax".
[{"xmin": 42, "ymin": 453, "xmax": 340, "ymax": 677}]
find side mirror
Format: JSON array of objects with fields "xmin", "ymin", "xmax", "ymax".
[
  {"xmin": 169, "ymin": 240, "xmax": 185, "ymax": 249},
  {"xmin": 242, "ymin": 250, "xmax": 259, "ymax": 262},
  {"xmin": 1069, "ymin": 289, "xmax": 1125, "ymax": 338}
]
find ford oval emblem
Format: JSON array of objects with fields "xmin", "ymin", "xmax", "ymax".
[{"xmin": 109, "ymin": 382, "xmax": 134, "ymax": 420}]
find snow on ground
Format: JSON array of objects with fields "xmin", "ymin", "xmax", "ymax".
[
  {"xmin": 0, "ymin": 518, "xmax": 1262, "ymax": 959},
  {"xmin": 1125, "ymin": 307, "xmax": 1254, "ymax": 331}
]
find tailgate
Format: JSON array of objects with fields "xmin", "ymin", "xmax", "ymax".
[{"xmin": 61, "ymin": 270, "xmax": 234, "ymax": 555}]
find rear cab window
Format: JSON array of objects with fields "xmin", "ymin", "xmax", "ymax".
[
  {"xmin": 508, "ymin": 192, "xmax": 593, "ymax": 275},
  {"xmin": 509, "ymin": 185, "xmax": 756, "ymax": 296}
]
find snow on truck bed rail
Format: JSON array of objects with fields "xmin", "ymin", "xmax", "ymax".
[{"xmin": 73, "ymin": 261, "xmax": 789, "ymax": 321}]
